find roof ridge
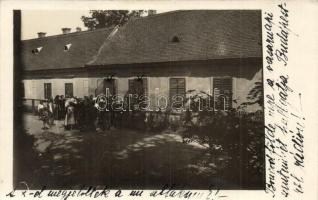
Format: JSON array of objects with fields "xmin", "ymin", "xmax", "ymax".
[
  {"xmin": 144, "ymin": 10, "xmax": 184, "ymax": 18},
  {"xmin": 22, "ymin": 27, "xmax": 113, "ymax": 42},
  {"xmin": 23, "ymin": 11, "xmax": 184, "ymax": 41},
  {"xmin": 131, "ymin": 10, "xmax": 185, "ymax": 22},
  {"xmin": 134, "ymin": 10, "xmax": 258, "ymax": 21},
  {"xmin": 88, "ymin": 10, "xmax": 262, "ymax": 66}
]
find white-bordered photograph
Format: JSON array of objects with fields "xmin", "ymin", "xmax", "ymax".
[
  {"xmin": 14, "ymin": 9, "xmax": 264, "ymax": 190},
  {"xmin": 0, "ymin": 1, "xmax": 317, "ymax": 200}
]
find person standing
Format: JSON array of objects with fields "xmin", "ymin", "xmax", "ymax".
[
  {"xmin": 89, "ymin": 95, "xmax": 97, "ymax": 131},
  {"xmin": 48, "ymin": 98, "xmax": 55, "ymax": 126},
  {"xmin": 60, "ymin": 95, "xmax": 66, "ymax": 120},
  {"xmin": 53, "ymin": 95, "xmax": 60, "ymax": 120},
  {"xmin": 37, "ymin": 100, "xmax": 44, "ymax": 119},
  {"xmin": 40, "ymin": 101, "xmax": 50, "ymax": 130},
  {"xmin": 65, "ymin": 98, "xmax": 76, "ymax": 130},
  {"xmin": 82, "ymin": 96, "xmax": 90, "ymax": 131}
]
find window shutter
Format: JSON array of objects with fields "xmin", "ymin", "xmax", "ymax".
[
  {"xmin": 104, "ymin": 79, "xmax": 116, "ymax": 96},
  {"xmin": 213, "ymin": 77, "xmax": 233, "ymax": 110},
  {"xmin": 65, "ymin": 83, "xmax": 73, "ymax": 98},
  {"xmin": 128, "ymin": 79, "xmax": 135, "ymax": 94},
  {"xmin": 142, "ymin": 78, "xmax": 148, "ymax": 95},
  {"xmin": 170, "ymin": 78, "xmax": 186, "ymax": 98},
  {"xmin": 129, "ymin": 78, "xmax": 148, "ymax": 96},
  {"xmin": 44, "ymin": 83, "xmax": 52, "ymax": 100}
]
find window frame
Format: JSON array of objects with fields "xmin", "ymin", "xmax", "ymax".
[
  {"xmin": 95, "ymin": 78, "xmax": 118, "ymax": 97},
  {"xmin": 65, "ymin": 82, "xmax": 74, "ymax": 98},
  {"xmin": 44, "ymin": 83, "xmax": 52, "ymax": 100},
  {"xmin": 128, "ymin": 77, "xmax": 148, "ymax": 96},
  {"xmin": 212, "ymin": 77, "xmax": 233, "ymax": 111},
  {"xmin": 169, "ymin": 77, "xmax": 186, "ymax": 110},
  {"xmin": 128, "ymin": 77, "xmax": 148, "ymax": 110}
]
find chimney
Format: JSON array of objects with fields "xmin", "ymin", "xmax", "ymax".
[
  {"xmin": 76, "ymin": 27, "xmax": 82, "ymax": 32},
  {"xmin": 148, "ymin": 10, "xmax": 157, "ymax": 16},
  {"xmin": 37, "ymin": 32, "xmax": 46, "ymax": 38},
  {"xmin": 61, "ymin": 27, "xmax": 71, "ymax": 34}
]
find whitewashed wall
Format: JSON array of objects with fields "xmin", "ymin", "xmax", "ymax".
[
  {"xmin": 233, "ymin": 69, "xmax": 262, "ymax": 112},
  {"xmin": 23, "ymin": 68, "xmax": 262, "ymax": 112},
  {"xmin": 22, "ymin": 78, "xmax": 89, "ymax": 99}
]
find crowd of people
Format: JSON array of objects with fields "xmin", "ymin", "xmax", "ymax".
[
  {"xmin": 37, "ymin": 94, "xmax": 174, "ymax": 132},
  {"xmin": 37, "ymin": 95, "xmax": 112, "ymax": 131}
]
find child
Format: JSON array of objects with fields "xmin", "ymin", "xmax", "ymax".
[
  {"xmin": 40, "ymin": 103, "xmax": 50, "ymax": 130},
  {"xmin": 37, "ymin": 100, "xmax": 44, "ymax": 119}
]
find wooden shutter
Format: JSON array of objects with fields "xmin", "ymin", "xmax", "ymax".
[
  {"xmin": 128, "ymin": 78, "xmax": 148, "ymax": 110},
  {"xmin": 96, "ymin": 79, "xmax": 117, "ymax": 96},
  {"xmin": 129, "ymin": 78, "xmax": 147, "ymax": 96},
  {"xmin": 44, "ymin": 83, "xmax": 52, "ymax": 100},
  {"xmin": 65, "ymin": 83, "xmax": 73, "ymax": 97},
  {"xmin": 170, "ymin": 78, "xmax": 186, "ymax": 99},
  {"xmin": 142, "ymin": 78, "xmax": 148, "ymax": 95},
  {"xmin": 104, "ymin": 79, "xmax": 116, "ymax": 96},
  {"xmin": 213, "ymin": 77, "xmax": 233, "ymax": 110}
]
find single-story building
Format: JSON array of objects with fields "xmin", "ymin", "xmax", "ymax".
[
  {"xmin": 21, "ymin": 27, "xmax": 116, "ymax": 100},
  {"xmin": 21, "ymin": 10, "xmax": 263, "ymax": 113}
]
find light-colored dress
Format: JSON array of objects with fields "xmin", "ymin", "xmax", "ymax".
[{"xmin": 65, "ymin": 106, "xmax": 75, "ymax": 126}]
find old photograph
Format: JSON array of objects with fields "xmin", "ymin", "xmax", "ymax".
[{"xmin": 14, "ymin": 10, "xmax": 264, "ymax": 190}]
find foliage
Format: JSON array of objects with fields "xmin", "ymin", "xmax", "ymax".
[
  {"xmin": 182, "ymin": 90, "xmax": 265, "ymax": 186},
  {"xmin": 81, "ymin": 10, "xmax": 146, "ymax": 30},
  {"xmin": 238, "ymin": 81, "xmax": 263, "ymax": 108}
]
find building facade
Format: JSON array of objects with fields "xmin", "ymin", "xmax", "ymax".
[{"xmin": 21, "ymin": 10, "xmax": 263, "ymax": 112}]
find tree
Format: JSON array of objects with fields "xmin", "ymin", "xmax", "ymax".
[
  {"xmin": 181, "ymin": 90, "xmax": 265, "ymax": 187},
  {"xmin": 236, "ymin": 81, "xmax": 263, "ymax": 111},
  {"xmin": 246, "ymin": 81, "xmax": 263, "ymax": 106},
  {"xmin": 81, "ymin": 10, "xmax": 147, "ymax": 30}
]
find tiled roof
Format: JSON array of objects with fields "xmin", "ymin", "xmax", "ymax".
[
  {"xmin": 21, "ymin": 28, "xmax": 113, "ymax": 71},
  {"xmin": 88, "ymin": 10, "xmax": 262, "ymax": 66}
]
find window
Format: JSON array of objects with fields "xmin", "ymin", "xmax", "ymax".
[
  {"xmin": 32, "ymin": 46, "xmax": 43, "ymax": 54},
  {"xmin": 170, "ymin": 78, "xmax": 186, "ymax": 108},
  {"xmin": 65, "ymin": 83, "xmax": 73, "ymax": 98},
  {"xmin": 95, "ymin": 79, "xmax": 117, "ymax": 96},
  {"xmin": 213, "ymin": 77, "xmax": 233, "ymax": 110},
  {"xmin": 104, "ymin": 79, "xmax": 117, "ymax": 96},
  {"xmin": 44, "ymin": 83, "xmax": 52, "ymax": 99},
  {"xmin": 64, "ymin": 43, "xmax": 72, "ymax": 51},
  {"xmin": 128, "ymin": 78, "xmax": 148, "ymax": 110},
  {"xmin": 128, "ymin": 78, "xmax": 148, "ymax": 96}
]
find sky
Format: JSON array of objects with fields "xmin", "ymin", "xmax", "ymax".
[
  {"xmin": 21, "ymin": 10, "xmax": 171, "ymax": 40},
  {"xmin": 21, "ymin": 10, "xmax": 91, "ymax": 40}
]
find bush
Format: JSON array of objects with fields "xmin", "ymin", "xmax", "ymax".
[{"xmin": 181, "ymin": 91, "xmax": 265, "ymax": 187}]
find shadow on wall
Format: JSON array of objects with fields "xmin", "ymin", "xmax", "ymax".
[{"xmin": 87, "ymin": 58, "xmax": 262, "ymax": 81}]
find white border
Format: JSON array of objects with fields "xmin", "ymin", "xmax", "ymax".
[{"xmin": 1, "ymin": 1, "xmax": 318, "ymax": 200}]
